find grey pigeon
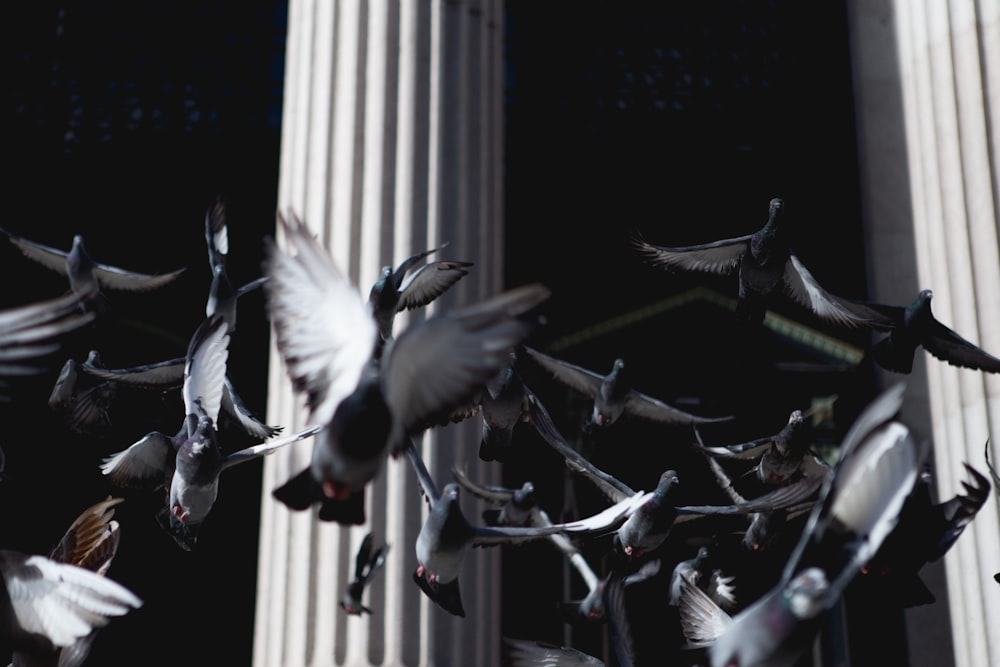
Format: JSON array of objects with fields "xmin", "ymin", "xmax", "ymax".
[
  {"xmin": 100, "ymin": 314, "xmax": 318, "ymax": 550},
  {"xmin": 631, "ymin": 197, "xmax": 892, "ymax": 327},
  {"xmin": 340, "ymin": 532, "xmax": 390, "ymax": 616},
  {"xmin": 523, "ymin": 347, "xmax": 733, "ymax": 431},
  {"xmin": 0, "ymin": 228, "xmax": 185, "ymax": 307},
  {"xmin": 406, "ymin": 441, "xmax": 649, "ymax": 617},
  {"xmin": 667, "ymin": 546, "xmax": 737, "ymax": 613},
  {"xmin": 679, "ymin": 383, "xmax": 930, "ymax": 667},
  {"xmin": 854, "ymin": 288, "xmax": 1000, "ymax": 374},
  {"xmin": 0, "ymin": 530, "xmax": 141, "ymax": 662},
  {"xmin": 0, "ymin": 289, "xmax": 96, "ymax": 402},
  {"xmin": 366, "ymin": 242, "xmax": 473, "ymax": 349},
  {"xmin": 11, "ymin": 497, "xmax": 124, "ymax": 667},
  {"xmin": 694, "ymin": 402, "xmax": 834, "ymax": 487},
  {"xmin": 266, "ymin": 211, "xmax": 550, "ymax": 525}
]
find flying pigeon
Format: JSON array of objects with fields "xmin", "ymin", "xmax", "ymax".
[
  {"xmin": 405, "ymin": 441, "xmax": 649, "ymax": 617},
  {"xmin": 451, "ymin": 463, "xmax": 542, "ymax": 527},
  {"xmin": 340, "ymin": 532, "xmax": 390, "ymax": 616},
  {"xmin": 0, "ymin": 227, "xmax": 185, "ymax": 309},
  {"xmin": 630, "ymin": 197, "xmax": 893, "ymax": 327},
  {"xmin": 366, "ymin": 241, "xmax": 474, "ymax": 349},
  {"xmin": 523, "ymin": 347, "xmax": 733, "ymax": 432},
  {"xmin": 100, "ymin": 314, "xmax": 318, "ymax": 549},
  {"xmin": 667, "ymin": 546, "xmax": 737, "ymax": 613},
  {"xmin": 266, "ymin": 211, "xmax": 550, "ymax": 525},
  {"xmin": 10, "ymin": 497, "xmax": 125, "ymax": 667},
  {"xmin": 0, "ymin": 289, "xmax": 97, "ymax": 402},
  {"xmin": 851, "ymin": 288, "xmax": 1000, "ymax": 374},
  {"xmin": 693, "ymin": 400, "xmax": 835, "ymax": 488},
  {"xmin": 856, "ymin": 460, "xmax": 990, "ymax": 606},
  {"xmin": 529, "ymin": 391, "xmax": 823, "ymax": 560},
  {"xmin": 0, "ymin": 553, "xmax": 141, "ymax": 663},
  {"xmin": 678, "ymin": 384, "xmax": 929, "ymax": 667},
  {"xmin": 48, "ymin": 351, "xmax": 116, "ymax": 436},
  {"xmin": 202, "ymin": 196, "xmax": 268, "ymax": 331}
]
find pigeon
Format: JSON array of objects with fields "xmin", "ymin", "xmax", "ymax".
[
  {"xmin": 693, "ymin": 401, "xmax": 835, "ymax": 488},
  {"xmin": 0, "ymin": 289, "xmax": 97, "ymax": 402},
  {"xmin": 100, "ymin": 314, "xmax": 318, "ymax": 549},
  {"xmin": 523, "ymin": 347, "xmax": 733, "ymax": 432},
  {"xmin": 266, "ymin": 211, "xmax": 550, "ymax": 525},
  {"xmin": 529, "ymin": 392, "xmax": 823, "ymax": 560},
  {"xmin": 856, "ymin": 460, "xmax": 990, "ymax": 606},
  {"xmin": 851, "ymin": 288, "xmax": 1000, "ymax": 374},
  {"xmin": 667, "ymin": 546, "xmax": 737, "ymax": 613},
  {"xmin": 340, "ymin": 532, "xmax": 390, "ymax": 616},
  {"xmin": 47, "ymin": 351, "xmax": 116, "ymax": 436},
  {"xmin": 10, "ymin": 497, "xmax": 125, "ymax": 667},
  {"xmin": 677, "ymin": 563, "xmax": 831, "ymax": 667},
  {"xmin": 0, "ymin": 228, "xmax": 185, "ymax": 308},
  {"xmin": 202, "ymin": 196, "xmax": 268, "ymax": 331},
  {"xmin": 0, "ymin": 527, "xmax": 142, "ymax": 662},
  {"xmin": 366, "ymin": 241, "xmax": 474, "ymax": 349},
  {"xmin": 630, "ymin": 197, "xmax": 893, "ymax": 327},
  {"xmin": 405, "ymin": 441, "xmax": 649, "ymax": 617},
  {"xmin": 679, "ymin": 384, "xmax": 930, "ymax": 667},
  {"xmin": 451, "ymin": 463, "xmax": 542, "ymax": 527}
]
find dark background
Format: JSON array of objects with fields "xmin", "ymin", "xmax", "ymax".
[{"xmin": 0, "ymin": 2, "xmax": 910, "ymax": 666}]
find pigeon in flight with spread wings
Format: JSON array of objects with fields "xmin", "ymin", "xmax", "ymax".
[
  {"xmin": 10, "ymin": 497, "xmax": 125, "ymax": 667},
  {"xmin": 677, "ymin": 383, "xmax": 929, "ymax": 667},
  {"xmin": 265, "ymin": 211, "xmax": 551, "ymax": 525},
  {"xmin": 523, "ymin": 347, "xmax": 733, "ymax": 432},
  {"xmin": 630, "ymin": 197, "xmax": 893, "ymax": 328},
  {"xmin": 367, "ymin": 241, "xmax": 473, "ymax": 350},
  {"xmin": 405, "ymin": 441, "xmax": 649, "ymax": 617},
  {"xmin": 100, "ymin": 314, "xmax": 318, "ymax": 550},
  {"xmin": 0, "ymin": 509, "xmax": 142, "ymax": 663},
  {"xmin": 0, "ymin": 227, "xmax": 185, "ymax": 310},
  {"xmin": 850, "ymin": 288, "xmax": 1000, "ymax": 374}
]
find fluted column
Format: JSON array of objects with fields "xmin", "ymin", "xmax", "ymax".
[
  {"xmin": 254, "ymin": 1, "xmax": 506, "ymax": 665},
  {"xmin": 849, "ymin": 2, "xmax": 1000, "ymax": 667}
]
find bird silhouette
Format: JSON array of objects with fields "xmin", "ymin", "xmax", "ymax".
[
  {"xmin": 266, "ymin": 211, "xmax": 551, "ymax": 525},
  {"xmin": 340, "ymin": 532, "xmax": 390, "ymax": 616},
  {"xmin": 524, "ymin": 347, "xmax": 733, "ymax": 432},
  {"xmin": 631, "ymin": 197, "xmax": 892, "ymax": 328}
]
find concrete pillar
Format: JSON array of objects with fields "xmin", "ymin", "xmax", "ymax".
[
  {"xmin": 848, "ymin": 2, "xmax": 1000, "ymax": 666},
  {"xmin": 253, "ymin": 1, "xmax": 506, "ymax": 665}
]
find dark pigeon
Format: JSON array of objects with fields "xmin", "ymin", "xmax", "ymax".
[
  {"xmin": 631, "ymin": 197, "xmax": 892, "ymax": 327},
  {"xmin": 405, "ymin": 441, "xmax": 649, "ymax": 617},
  {"xmin": 266, "ymin": 211, "xmax": 551, "ymax": 525},
  {"xmin": 340, "ymin": 532, "xmax": 390, "ymax": 616},
  {"xmin": 524, "ymin": 346, "xmax": 734, "ymax": 432},
  {"xmin": 855, "ymin": 288, "xmax": 1000, "ymax": 374}
]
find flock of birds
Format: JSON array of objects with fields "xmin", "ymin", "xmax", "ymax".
[{"xmin": 0, "ymin": 195, "xmax": 998, "ymax": 666}]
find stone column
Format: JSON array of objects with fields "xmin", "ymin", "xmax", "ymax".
[
  {"xmin": 253, "ymin": 1, "xmax": 506, "ymax": 665},
  {"xmin": 848, "ymin": 2, "xmax": 1000, "ymax": 667}
]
